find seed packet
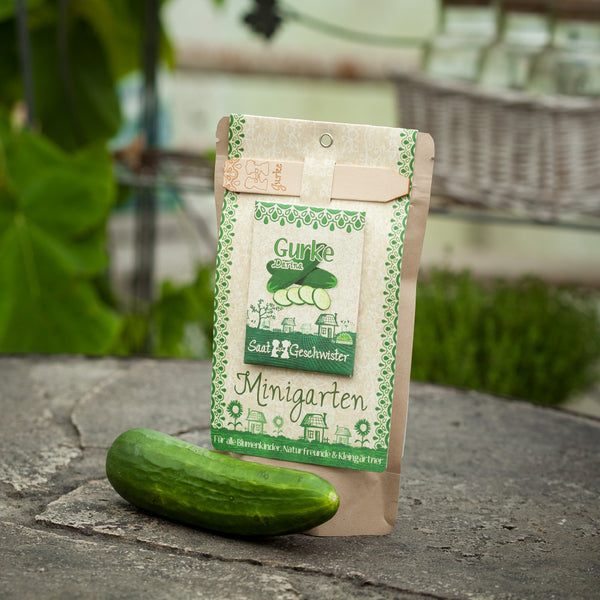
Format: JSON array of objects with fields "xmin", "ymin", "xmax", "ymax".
[{"xmin": 212, "ymin": 114, "xmax": 434, "ymax": 535}]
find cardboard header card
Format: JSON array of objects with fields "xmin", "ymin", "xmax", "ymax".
[{"xmin": 212, "ymin": 115, "xmax": 434, "ymax": 535}]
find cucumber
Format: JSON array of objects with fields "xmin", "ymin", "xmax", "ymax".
[
  {"xmin": 106, "ymin": 429, "xmax": 339, "ymax": 536},
  {"xmin": 273, "ymin": 288, "xmax": 292, "ymax": 306},
  {"xmin": 299, "ymin": 285, "xmax": 315, "ymax": 304},
  {"xmin": 286, "ymin": 286, "xmax": 304, "ymax": 305},
  {"xmin": 266, "ymin": 252, "xmax": 321, "ymax": 293},
  {"xmin": 298, "ymin": 268, "xmax": 337, "ymax": 290},
  {"xmin": 267, "ymin": 271, "xmax": 299, "ymax": 294},
  {"xmin": 312, "ymin": 288, "xmax": 331, "ymax": 311},
  {"xmin": 267, "ymin": 257, "xmax": 337, "ymax": 294}
]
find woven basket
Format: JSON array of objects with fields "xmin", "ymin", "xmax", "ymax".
[{"xmin": 394, "ymin": 71, "xmax": 600, "ymax": 221}]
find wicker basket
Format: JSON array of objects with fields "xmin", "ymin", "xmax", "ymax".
[{"xmin": 394, "ymin": 71, "xmax": 600, "ymax": 221}]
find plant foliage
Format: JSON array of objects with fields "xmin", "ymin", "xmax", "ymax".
[
  {"xmin": 151, "ymin": 266, "xmax": 215, "ymax": 359},
  {"xmin": 0, "ymin": 0, "xmax": 173, "ymax": 151},
  {"xmin": 0, "ymin": 0, "xmax": 173, "ymax": 355},
  {"xmin": 0, "ymin": 114, "xmax": 121, "ymax": 353},
  {"xmin": 412, "ymin": 269, "xmax": 600, "ymax": 405}
]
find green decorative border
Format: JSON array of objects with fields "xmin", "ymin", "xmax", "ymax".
[
  {"xmin": 228, "ymin": 113, "xmax": 245, "ymax": 158},
  {"xmin": 211, "ymin": 114, "xmax": 246, "ymax": 429},
  {"xmin": 372, "ymin": 129, "xmax": 416, "ymax": 449},
  {"xmin": 211, "ymin": 192, "xmax": 238, "ymax": 429},
  {"xmin": 254, "ymin": 200, "xmax": 365, "ymax": 232}
]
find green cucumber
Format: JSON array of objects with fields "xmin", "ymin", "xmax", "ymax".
[
  {"xmin": 312, "ymin": 288, "xmax": 331, "ymax": 311},
  {"xmin": 266, "ymin": 261, "xmax": 317, "ymax": 293},
  {"xmin": 106, "ymin": 428, "xmax": 339, "ymax": 536},
  {"xmin": 265, "ymin": 244, "xmax": 327, "ymax": 293},
  {"xmin": 298, "ymin": 268, "xmax": 337, "ymax": 290},
  {"xmin": 267, "ymin": 271, "xmax": 299, "ymax": 294}
]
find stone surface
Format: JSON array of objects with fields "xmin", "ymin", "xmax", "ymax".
[
  {"xmin": 71, "ymin": 358, "xmax": 212, "ymax": 447},
  {"xmin": 1, "ymin": 521, "xmax": 423, "ymax": 600},
  {"xmin": 1, "ymin": 356, "xmax": 599, "ymax": 600},
  {"xmin": 0, "ymin": 356, "xmax": 123, "ymax": 491}
]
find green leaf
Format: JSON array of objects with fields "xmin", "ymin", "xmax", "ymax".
[
  {"xmin": 9, "ymin": 131, "xmax": 113, "ymax": 235},
  {"xmin": 31, "ymin": 19, "xmax": 121, "ymax": 150},
  {"xmin": 0, "ymin": 260, "xmax": 121, "ymax": 354},
  {"xmin": 0, "ymin": 124, "xmax": 121, "ymax": 354},
  {"xmin": 151, "ymin": 266, "xmax": 215, "ymax": 359},
  {"xmin": 75, "ymin": 0, "xmax": 175, "ymax": 79}
]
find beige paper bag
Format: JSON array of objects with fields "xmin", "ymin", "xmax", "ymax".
[{"xmin": 212, "ymin": 114, "xmax": 434, "ymax": 536}]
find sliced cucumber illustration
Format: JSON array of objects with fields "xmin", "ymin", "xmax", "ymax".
[
  {"xmin": 273, "ymin": 288, "xmax": 293, "ymax": 306},
  {"xmin": 312, "ymin": 288, "xmax": 331, "ymax": 311},
  {"xmin": 287, "ymin": 286, "xmax": 304, "ymax": 305},
  {"xmin": 299, "ymin": 285, "xmax": 315, "ymax": 305}
]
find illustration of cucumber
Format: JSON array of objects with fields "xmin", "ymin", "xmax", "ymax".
[
  {"xmin": 267, "ymin": 270, "xmax": 304, "ymax": 294},
  {"xmin": 273, "ymin": 288, "xmax": 293, "ymax": 306},
  {"xmin": 312, "ymin": 288, "xmax": 331, "ymax": 311},
  {"xmin": 299, "ymin": 285, "xmax": 315, "ymax": 304},
  {"xmin": 298, "ymin": 268, "xmax": 337, "ymax": 290},
  {"xmin": 287, "ymin": 287, "xmax": 304, "ymax": 305},
  {"xmin": 266, "ymin": 248, "xmax": 324, "ymax": 293}
]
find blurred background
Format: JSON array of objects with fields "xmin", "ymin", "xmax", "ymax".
[{"xmin": 1, "ymin": 0, "xmax": 599, "ymax": 413}]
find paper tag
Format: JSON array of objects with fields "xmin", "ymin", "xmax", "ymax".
[
  {"xmin": 223, "ymin": 158, "xmax": 411, "ymax": 202},
  {"xmin": 244, "ymin": 201, "xmax": 365, "ymax": 377}
]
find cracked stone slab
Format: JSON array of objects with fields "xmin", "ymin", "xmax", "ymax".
[
  {"xmin": 0, "ymin": 521, "xmax": 426, "ymax": 600},
  {"xmin": 36, "ymin": 475, "xmax": 598, "ymax": 600},
  {"xmin": 71, "ymin": 359, "xmax": 212, "ymax": 448},
  {"xmin": 37, "ymin": 380, "xmax": 600, "ymax": 600},
  {"xmin": 0, "ymin": 357, "xmax": 125, "ymax": 491}
]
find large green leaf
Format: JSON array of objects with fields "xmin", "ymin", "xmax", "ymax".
[
  {"xmin": 30, "ymin": 19, "xmax": 121, "ymax": 150},
  {"xmin": 0, "ymin": 124, "xmax": 121, "ymax": 353}
]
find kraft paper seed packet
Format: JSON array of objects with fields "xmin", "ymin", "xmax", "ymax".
[{"xmin": 212, "ymin": 114, "xmax": 434, "ymax": 536}]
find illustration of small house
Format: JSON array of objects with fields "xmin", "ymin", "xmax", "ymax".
[
  {"xmin": 315, "ymin": 313, "xmax": 338, "ymax": 338},
  {"xmin": 246, "ymin": 410, "xmax": 266, "ymax": 434},
  {"xmin": 282, "ymin": 317, "xmax": 296, "ymax": 333},
  {"xmin": 300, "ymin": 413, "xmax": 328, "ymax": 443},
  {"xmin": 260, "ymin": 319, "xmax": 270, "ymax": 330},
  {"xmin": 333, "ymin": 425, "xmax": 351, "ymax": 445}
]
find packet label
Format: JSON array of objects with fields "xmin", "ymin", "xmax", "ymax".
[{"xmin": 244, "ymin": 201, "xmax": 365, "ymax": 377}]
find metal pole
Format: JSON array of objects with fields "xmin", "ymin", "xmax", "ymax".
[
  {"xmin": 15, "ymin": 0, "xmax": 37, "ymax": 129},
  {"xmin": 134, "ymin": 0, "xmax": 160, "ymax": 349}
]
